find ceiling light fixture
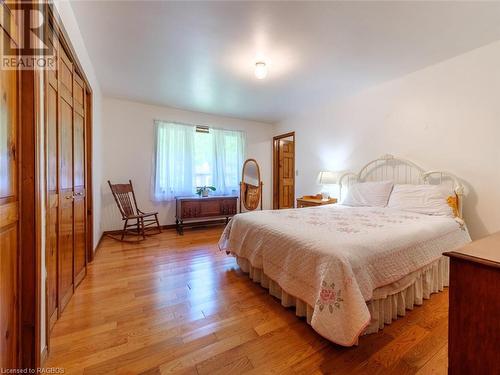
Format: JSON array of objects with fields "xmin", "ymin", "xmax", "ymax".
[{"xmin": 254, "ymin": 61, "xmax": 267, "ymax": 79}]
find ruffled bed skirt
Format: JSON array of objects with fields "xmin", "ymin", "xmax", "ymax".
[{"xmin": 235, "ymin": 255, "xmax": 449, "ymax": 337}]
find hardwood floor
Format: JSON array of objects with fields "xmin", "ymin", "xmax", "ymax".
[{"xmin": 46, "ymin": 227, "xmax": 448, "ymax": 374}]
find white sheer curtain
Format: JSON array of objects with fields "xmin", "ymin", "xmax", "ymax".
[
  {"xmin": 153, "ymin": 121, "xmax": 195, "ymax": 201},
  {"xmin": 213, "ymin": 128, "xmax": 246, "ymax": 195},
  {"xmin": 153, "ymin": 121, "xmax": 246, "ymax": 201}
]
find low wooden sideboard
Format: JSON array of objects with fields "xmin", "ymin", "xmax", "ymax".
[
  {"xmin": 175, "ymin": 196, "xmax": 238, "ymax": 234},
  {"xmin": 444, "ymin": 232, "xmax": 500, "ymax": 375}
]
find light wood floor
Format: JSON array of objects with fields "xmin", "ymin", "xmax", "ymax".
[{"xmin": 46, "ymin": 227, "xmax": 448, "ymax": 374}]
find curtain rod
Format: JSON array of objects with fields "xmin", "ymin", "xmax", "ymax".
[{"xmin": 153, "ymin": 119, "xmax": 246, "ymax": 133}]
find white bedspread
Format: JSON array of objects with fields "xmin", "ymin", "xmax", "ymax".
[{"xmin": 218, "ymin": 205, "xmax": 470, "ymax": 346}]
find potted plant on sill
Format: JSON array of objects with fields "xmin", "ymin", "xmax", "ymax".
[{"xmin": 196, "ymin": 186, "xmax": 216, "ymax": 198}]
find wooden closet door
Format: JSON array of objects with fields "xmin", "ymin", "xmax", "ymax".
[
  {"xmin": 58, "ymin": 47, "xmax": 74, "ymax": 312},
  {"xmin": 73, "ymin": 73, "xmax": 86, "ymax": 286},
  {"xmin": 0, "ymin": 8, "xmax": 19, "ymax": 368},
  {"xmin": 46, "ymin": 33, "xmax": 59, "ymax": 329},
  {"xmin": 278, "ymin": 140, "xmax": 295, "ymax": 208}
]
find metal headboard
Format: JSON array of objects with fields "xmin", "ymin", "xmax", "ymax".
[{"xmin": 338, "ymin": 154, "xmax": 464, "ymax": 219}]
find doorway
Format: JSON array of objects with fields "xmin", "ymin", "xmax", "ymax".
[{"xmin": 273, "ymin": 132, "xmax": 295, "ymax": 209}]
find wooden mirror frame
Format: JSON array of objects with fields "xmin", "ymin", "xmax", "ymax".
[{"xmin": 240, "ymin": 158, "xmax": 263, "ymax": 212}]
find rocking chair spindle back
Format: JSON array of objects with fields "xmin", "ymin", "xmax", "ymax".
[{"xmin": 108, "ymin": 180, "xmax": 161, "ymax": 241}]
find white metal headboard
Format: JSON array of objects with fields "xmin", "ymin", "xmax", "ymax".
[{"xmin": 338, "ymin": 154, "xmax": 464, "ymax": 218}]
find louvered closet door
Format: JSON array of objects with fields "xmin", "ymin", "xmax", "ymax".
[
  {"xmin": 0, "ymin": 4, "xmax": 19, "ymax": 368},
  {"xmin": 46, "ymin": 32, "xmax": 59, "ymax": 328},
  {"xmin": 58, "ymin": 46, "xmax": 75, "ymax": 312},
  {"xmin": 73, "ymin": 73, "xmax": 86, "ymax": 286}
]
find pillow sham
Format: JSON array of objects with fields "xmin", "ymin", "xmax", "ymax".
[
  {"xmin": 342, "ymin": 181, "xmax": 394, "ymax": 207},
  {"xmin": 387, "ymin": 184, "xmax": 455, "ymax": 217}
]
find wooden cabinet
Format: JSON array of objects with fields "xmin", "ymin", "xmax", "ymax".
[
  {"xmin": 175, "ymin": 196, "xmax": 237, "ymax": 234},
  {"xmin": 444, "ymin": 233, "xmax": 500, "ymax": 375},
  {"xmin": 45, "ymin": 29, "xmax": 88, "ymax": 331}
]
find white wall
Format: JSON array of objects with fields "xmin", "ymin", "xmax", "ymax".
[
  {"xmin": 275, "ymin": 40, "xmax": 500, "ymax": 240},
  {"xmin": 101, "ymin": 97, "xmax": 274, "ymax": 231}
]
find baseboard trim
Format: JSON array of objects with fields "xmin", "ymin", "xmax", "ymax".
[
  {"xmin": 93, "ymin": 233, "xmax": 105, "ymax": 259},
  {"xmin": 162, "ymin": 219, "xmax": 227, "ymax": 230},
  {"xmin": 102, "ymin": 219, "xmax": 227, "ymax": 237}
]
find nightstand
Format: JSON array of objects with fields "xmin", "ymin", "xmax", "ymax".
[{"xmin": 296, "ymin": 195, "xmax": 337, "ymax": 208}]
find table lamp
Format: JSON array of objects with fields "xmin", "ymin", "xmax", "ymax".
[{"xmin": 318, "ymin": 171, "xmax": 337, "ymax": 200}]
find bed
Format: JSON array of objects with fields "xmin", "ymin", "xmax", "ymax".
[{"xmin": 219, "ymin": 155, "xmax": 471, "ymax": 346}]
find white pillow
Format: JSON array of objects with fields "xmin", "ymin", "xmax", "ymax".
[
  {"xmin": 342, "ymin": 181, "xmax": 394, "ymax": 207},
  {"xmin": 387, "ymin": 184, "xmax": 454, "ymax": 217}
]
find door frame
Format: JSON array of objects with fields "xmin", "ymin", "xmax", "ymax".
[
  {"xmin": 85, "ymin": 89, "xmax": 93, "ymax": 264},
  {"xmin": 272, "ymin": 132, "xmax": 295, "ymax": 209},
  {"xmin": 19, "ymin": 42, "xmax": 42, "ymax": 370}
]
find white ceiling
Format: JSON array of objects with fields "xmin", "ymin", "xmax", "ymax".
[{"xmin": 71, "ymin": 1, "xmax": 500, "ymax": 123}]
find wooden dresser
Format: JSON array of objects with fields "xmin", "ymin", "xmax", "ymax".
[
  {"xmin": 175, "ymin": 196, "xmax": 238, "ymax": 234},
  {"xmin": 444, "ymin": 232, "xmax": 500, "ymax": 375}
]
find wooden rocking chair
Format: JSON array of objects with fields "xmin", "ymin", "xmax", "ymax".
[{"xmin": 108, "ymin": 180, "xmax": 161, "ymax": 241}]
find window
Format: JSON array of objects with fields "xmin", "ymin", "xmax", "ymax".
[
  {"xmin": 153, "ymin": 121, "xmax": 246, "ymax": 201},
  {"xmin": 193, "ymin": 129, "xmax": 214, "ymax": 187}
]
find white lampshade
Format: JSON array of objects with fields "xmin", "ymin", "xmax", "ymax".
[{"xmin": 318, "ymin": 171, "xmax": 337, "ymax": 185}]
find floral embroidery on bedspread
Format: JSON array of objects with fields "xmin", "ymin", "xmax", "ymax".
[
  {"xmin": 317, "ymin": 281, "xmax": 344, "ymax": 313},
  {"xmin": 280, "ymin": 207, "xmax": 423, "ymax": 233}
]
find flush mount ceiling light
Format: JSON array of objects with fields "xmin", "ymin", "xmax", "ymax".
[{"xmin": 254, "ymin": 61, "xmax": 267, "ymax": 79}]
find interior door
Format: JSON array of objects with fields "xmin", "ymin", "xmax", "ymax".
[
  {"xmin": 46, "ymin": 33, "xmax": 59, "ymax": 330},
  {"xmin": 58, "ymin": 46, "xmax": 74, "ymax": 313},
  {"xmin": 0, "ymin": 16, "xmax": 19, "ymax": 369},
  {"xmin": 73, "ymin": 73, "xmax": 86, "ymax": 286},
  {"xmin": 278, "ymin": 139, "xmax": 295, "ymax": 208}
]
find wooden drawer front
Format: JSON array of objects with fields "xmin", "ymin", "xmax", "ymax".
[
  {"xmin": 199, "ymin": 200, "xmax": 223, "ymax": 217},
  {"xmin": 221, "ymin": 199, "xmax": 237, "ymax": 215},
  {"xmin": 181, "ymin": 201, "xmax": 200, "ymax": 218},
  {"xmin": 448, "ymin": 258, "xmax": 500, "ymax": 375},
  {"xmin": 297, "ymin": 200, "xmax": 317, "ymax": 208},
  {"xmin": 179, "ymin": 198, "xmax": 238, "ymax": 219}
]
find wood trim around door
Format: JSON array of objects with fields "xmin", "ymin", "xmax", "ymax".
[
  {"xmin": 19, "ymin": 58, "xmax": 41, "ymax": 370},
  {"xmin": 85, "ymin": 89, "xmax": 94, "ymax": 263},
  {"xmin": 272, "ymin": 132, "xmax": 295, "ymax": 209}
]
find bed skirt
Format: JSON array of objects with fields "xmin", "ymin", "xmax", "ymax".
[{"xmin": 235, "ymin": 255, "xmax": 449, "ymax": 337}]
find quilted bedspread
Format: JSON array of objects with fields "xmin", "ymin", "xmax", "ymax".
[{"xmin": 218, "ymin": 205, "xmax": 470, "ymax": 346}]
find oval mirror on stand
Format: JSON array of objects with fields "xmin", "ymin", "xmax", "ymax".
[{"xmin": 240, "ymin": 159, "xmax": 263, "ymax": 211}]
